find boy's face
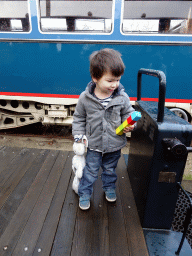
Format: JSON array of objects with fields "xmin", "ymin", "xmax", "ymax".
[{"xmin": 93, "ymin": 72, "xmax": 121, "ymax": 97}]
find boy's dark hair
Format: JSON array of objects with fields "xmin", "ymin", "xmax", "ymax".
[{"xmin": 90, "ymin": 48, "xmax": 125, "ymax": 79}]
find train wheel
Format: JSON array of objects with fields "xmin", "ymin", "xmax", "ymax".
[{"xmin": 170, "ymin": 108, "xmax": 189, "ymax": 122}]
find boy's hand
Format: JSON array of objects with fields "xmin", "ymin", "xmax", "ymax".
[{"xmin": 123, "ymin": 125, "xmax": 134, "ymax": 133}]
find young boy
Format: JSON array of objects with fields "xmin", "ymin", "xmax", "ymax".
[{"xmin": 72, "ymin": 48, "xmax": 135, "ymax": 210}]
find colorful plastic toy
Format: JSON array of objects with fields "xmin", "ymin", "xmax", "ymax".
[{"xmin": 116, "ymin": 111, "xmax": 142, "ymax": 135}]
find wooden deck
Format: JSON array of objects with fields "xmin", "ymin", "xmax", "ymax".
[{"xmin": 0, "ymin": 146, "xmax": 149, "ymax": 256}]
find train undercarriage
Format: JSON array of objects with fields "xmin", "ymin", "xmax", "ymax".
[
  {"xmin": 0, "ymin": 97, "xmax": 191, "ymax": 130},
  {"xmin": 0, "ymin": 98, "xmax": 76, "ymax": 130}
]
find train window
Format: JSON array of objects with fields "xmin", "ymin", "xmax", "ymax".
[
  {"xmin": 11, "ymin": 20, "xmax": 23, "ymax": 31},
  {"xmin": 41, "ymin": 18, "xmax": 67, "ymax": 31},
  {"xmin": 122, "ymin": 1, "xmax": 192, "ymax": 34},
  {"xmin": 0, "ymin": 0, "xmax": 30, "ymax": 32},
  {"xmin": 38, "ymin": 0, "xmax": 113, "ymax": 33}
]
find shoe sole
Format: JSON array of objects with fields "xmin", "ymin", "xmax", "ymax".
[
  {"xmin": 79, "ymin": 202, "xmax": 90, "ymax": 210},
  {"xmin": 105, "ymin": 196, "xmax": 116, "ymax": 202}
]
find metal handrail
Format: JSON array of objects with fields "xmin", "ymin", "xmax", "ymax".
[
  {"xmin": 175, "ymin": 182, "xmax": 192, "ymax": 255},
  {"xmin": 137, "ymin": 69, "xmax": 166, "ymax": 123}
]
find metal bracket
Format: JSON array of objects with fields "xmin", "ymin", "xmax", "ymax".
[{"xmin": 158, "ymin": 171, "xmax": 176, "ymax": 183}]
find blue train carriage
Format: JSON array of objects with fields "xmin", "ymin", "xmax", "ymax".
[
  {"xmin": 0, "ymin": 0, "xmax": 192, "ymax": 130},
  {"xmin": 0, "ymin": 1, "xmax": 192, "ymax": 254}
]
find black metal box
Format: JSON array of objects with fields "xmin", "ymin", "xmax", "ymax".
[{"xmin": 128, "ymin": 69, "xmax": 192, "ymax": 229}]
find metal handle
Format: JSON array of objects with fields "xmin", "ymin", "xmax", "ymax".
[{"xmin": 137, "ymin": 69, "xmax": 166, "ymax": 123}]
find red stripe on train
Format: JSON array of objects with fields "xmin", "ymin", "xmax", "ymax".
[
  {"xmin": 0, "ymin": 93, "xmax": 191, "ymax": 103},
  {"xmin": 0, "ymin": 92, "xmax": 80, "ymax": 98},
  {"xmin": 130, "ymin": 97, "xmax": 192, "ymax": 103}
]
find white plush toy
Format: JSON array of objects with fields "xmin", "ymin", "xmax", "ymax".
[{"xmin": 72, "ymin": 135, "xmax": 88, "ymax": 194}]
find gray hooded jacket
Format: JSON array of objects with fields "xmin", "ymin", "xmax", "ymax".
[{"xmin": 72, "ymin": 81, "xmax": 135, "ymax": 153}]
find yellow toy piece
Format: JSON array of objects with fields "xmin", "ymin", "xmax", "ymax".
[{"xmin": 116, "ymin": 111, "xmax": 141, "ymax": 135}]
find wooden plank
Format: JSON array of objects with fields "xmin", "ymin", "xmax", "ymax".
[
  {"xmin": 12, "ymin": 151, "xmax": 70, "ymax": 256},
  {"xmin": 91, "ymin": 171, "xmax": 110, "ymax": 256},
  {"xmin": 0, "ymin": 149, "xmax": 49, "ymax": 236},
  {"xmin": 0, "ymin": 147, "xmax": 36, "ymax": 188},
  {"xmin": 71, "ymin": 170, "xmax": 110, "ymax": 256},
  {"xmin": 0, "ymin": 150, "xmax": 60, "ymax": 256},
  {"xmin": 0, "ymin": 150, "xmax": 149, "ymax": 255},
  {"xmin": 0, "ymin": 148, "xmax": 32, "ymax": 188},
  {"xmin": 70, "ymin": 197, "xmax": 96, "ymax": 255},
  {"xmin": 0, "ymin": 147, "xmax": 21, "ymax": 175},
  {"xmin": 107, "ymin": 172, "xmax": 130, "ymax": 256},
  {"xmin": 32, "ymin": 152, "xmax": 73, "ymax": 256},
  {"xmin": 50, "ymin": 157, "xmax": 78, "ymax": 256},
  {"xmin": 117, "ymin": 155, "xmax": 149, "ymax": 256},
  {"xmin": 50, "ymin": 176, "xmax": 77, "ymax": 256},
  {"xmin": 0, "ymin": 148, "xmax": 40, "ymax": 210}
]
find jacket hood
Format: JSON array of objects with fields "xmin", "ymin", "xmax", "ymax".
[{"xmin": 85, "ymin": 81, "xmax": 125, "ymax": 97}]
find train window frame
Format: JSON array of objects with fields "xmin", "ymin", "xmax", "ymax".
[
  {"xmin": 0, "ymin": 0, "xmax": 32, "ymax": 34},
  {"xmin": 37, "ymin": 0, "xmax": 115, "ymax": 35},
  {"xmin": 120, "ymin": 0, "xmax": 192, "ymax": 37}
]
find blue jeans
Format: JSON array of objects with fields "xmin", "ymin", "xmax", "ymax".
[{"xmin": 78, "ymin": 148, "xmax": 121, "ymax": 198}]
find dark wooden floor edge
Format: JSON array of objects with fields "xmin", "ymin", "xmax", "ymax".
[
  {"xmin": 117, "ymin": 155, "xmax": 149, "ymax": 256},
  {"xmin": 0, "ymin": 149, "xmax": 149, "ymax": 256},
  {"xmin": 49, "ymin": 151, "xmax": 79, "ymax": 256},
  {"xmin": 0, "ymin": 149, "xmax": 61, "ymax": 256},
  {"xmin": 0, "ymin": 149, "xmax": 50, "ymax": 237},
  {"xmin": 32, "ymin": 151, "xmax": 74, "ymax": 256}
]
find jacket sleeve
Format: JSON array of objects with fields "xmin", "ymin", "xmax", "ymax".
[
  {"xmin": 120, "ymin": 91, "xmax": 135, "ymax": 122},
  {"xmin": 72, "ymin": 93, "xmax": 87, "ymax": 136}
]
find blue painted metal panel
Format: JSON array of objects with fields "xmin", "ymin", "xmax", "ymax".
[
  {"xmin": 0, "ymin": 42, "xmax": 192, "ymax": 101},
  {"xmin": 0, "ymin": 0, "xmax": 191, "ymax": 101}
]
